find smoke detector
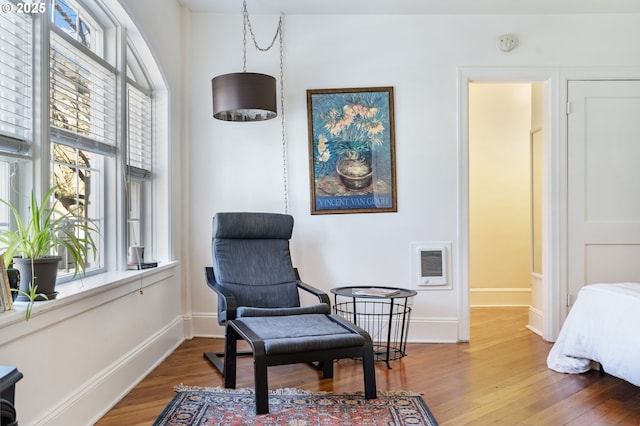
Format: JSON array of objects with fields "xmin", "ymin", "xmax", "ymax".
[{"xmin": 497, "ymin": 34, "xmax": 518, "ymax": 52}]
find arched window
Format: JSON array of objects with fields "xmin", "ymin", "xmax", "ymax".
[{"xmin": 0, "ymin": 0, "xmax": 166, "ymax": 279}]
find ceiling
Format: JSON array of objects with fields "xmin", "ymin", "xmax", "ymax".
[{"xmin": 179, "ymin": 0, "xmax": 640, "ymax": 15}]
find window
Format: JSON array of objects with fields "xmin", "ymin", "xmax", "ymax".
[
  {"xmin": 0, "ymin": 4, "xmax": 32, "ymax": 156},
  {"xmin": 48, "ymin": 31, "xmax": 116, "ymax": 272},
  {"xmin": 0, "ymin": 3, "xmax": 32, "ymax": 234},
  {"xmin": 49, "ymin": 1, "xmax": 116, "ymax": 276},
  {"xmin": 126, "ymin": 82, "xmax": 152, "ymax": 254},
  {"xmin": 51, "ymin": 144, "xmax": 102, "ymax": 273},
  {"xmin": 51, "ymin": 0, "xmax": 96, "ymax": 50},
  {"xmin": 0, "ymin": 0, "xmax": 164, "ymax": 279},
  {"xmin": 49, "ymin": 31, "xmax": 116, "ymax": 152}
]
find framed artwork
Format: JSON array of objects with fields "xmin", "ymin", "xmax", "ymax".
[{"xmin": 306, "ymin": 87, "xmax": 397, "ymax": 214}]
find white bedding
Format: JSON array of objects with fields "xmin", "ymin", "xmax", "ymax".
[{"xmin": 547, "ymin": 282, "xmax": 640, "ymax": 387}]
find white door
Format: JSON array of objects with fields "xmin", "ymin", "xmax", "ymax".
[{"xmin": 567, "ymin": 80, "xmax": 640, "ymax": 304}]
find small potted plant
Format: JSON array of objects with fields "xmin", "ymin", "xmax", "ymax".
[{"xmin": 0, "ymin": 187, "xmax": 97, "ymax": 310}]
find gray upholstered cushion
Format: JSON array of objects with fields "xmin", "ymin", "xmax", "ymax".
[
  {"xmin": 237, "ymin": 303, "xmax": 331, "ymax": 318},
  {"xmin": 218, "ymin": 303, "xmax": 331, "ymax": 323},
  {"xmin": 212, "ymin": 212, "xmax": 301, "ymax": 310},
  {"xmin": 234, "ymin": 314, "xmax": 366, "ymax": 355},
  {"xmin": 213, "ymin": 212, "xmax": 293, "ymax": 240}
]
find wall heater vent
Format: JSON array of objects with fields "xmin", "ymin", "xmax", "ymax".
[{"xmin": 411, "ymin": 242, "xmax": 452, "ymax": 290}]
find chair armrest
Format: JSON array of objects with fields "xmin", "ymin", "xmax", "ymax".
[
  {"xmin": 294, "ymin": 268, "xmax": 330, "ymax": 305},
  {"xmin": 205, "ymin": 266, "xmax": 238, "ymax": 321}
]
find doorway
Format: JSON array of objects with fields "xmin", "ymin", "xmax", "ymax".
[
  {"xmin": 469, "ymin": 82, "xmax": 544, "ymax": 334},
  {"xmin": 468, "ymin": 82, "xmax": 537, "ymax": 336},
  {"xmin": 457, "ymin": 68, "xmax": 557, "ymax": 343}
]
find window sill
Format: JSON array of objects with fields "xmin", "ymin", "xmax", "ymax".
[{"xmin": 0, "ymin": 261, "xmax": 179, "ymax": 332}]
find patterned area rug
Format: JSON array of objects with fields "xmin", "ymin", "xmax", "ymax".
[{"xmin": 153, "ymin": 386, "xmax": 438, "ymax": 426}]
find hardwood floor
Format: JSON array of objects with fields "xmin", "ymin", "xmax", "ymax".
[{"xmin": 96, "ymin": 308, "xmax": 640, "ymax": 425}]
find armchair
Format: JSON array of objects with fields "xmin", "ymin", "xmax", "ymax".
[{"xmin": 204, "ymin": 212, "xmax": 376, "ymax": 414}]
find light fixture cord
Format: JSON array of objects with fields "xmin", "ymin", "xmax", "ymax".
[
  {"xmin": 242, "ymin": 0, "xmax": 288, "ymax": 213},
  {"xmin": 279, "ymin": 17, "xmax": 288, "ymax": 214},
  {"xmin": 243, "ymin": 0, "xmax": 282, "ymax": 53},
  {"xmin": 242, "ymin": 6, "xmax": 247, "ymax": 72}
]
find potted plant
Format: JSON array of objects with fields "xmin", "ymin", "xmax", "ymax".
[{"xmin": 0, "ymin": 187, "xmax": 97, "ymax": 307}]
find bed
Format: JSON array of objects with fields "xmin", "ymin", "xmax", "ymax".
[{"xmin": 547, "ymin": 282, "xmax": 640, "ymax": 387}]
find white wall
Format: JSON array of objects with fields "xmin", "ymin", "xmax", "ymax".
[
  {"xmin": 0, "ymin": 266, "xmax": 183, "ymax": 425},
  {"xmin": 186, "ymin": 13, "xmax": 640, "ymax": 342}
]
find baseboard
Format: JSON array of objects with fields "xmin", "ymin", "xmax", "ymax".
[
  {"xmin": 404, "ymin": 317, "xmax": 460, "ymax": 343},
  {"xmin": 191, "ymin": 312, "xmax": 225, "ymax": 338},
  {"xmin": 470, "ymin": 287, "xmax": 532, "ymax": 307},
  {"xmin": 191, "ymin": 312, "xmax": 461, "ymax": 343},
  {"xmin": 526, "ymin": 305, "xmax": 543, "ymax": 336},
  {"xmin": 34, "ymin": 316, "xmax": 185, "ymax": 426}
]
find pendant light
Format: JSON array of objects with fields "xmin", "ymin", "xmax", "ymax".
[{"xmin": 211, "ymin": 0, "xmax": 283, "ymax": 122}]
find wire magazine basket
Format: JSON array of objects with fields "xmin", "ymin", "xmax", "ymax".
[{"xmin": 334, "ymin": 299, "xmax": 412, "ymax": 363}]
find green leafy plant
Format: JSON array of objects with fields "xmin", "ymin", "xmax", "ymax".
[
  {"xmin": 0, "ymin": 187, "xmax": 97, "ymax": 275},
  {"xmin": 10, "ymin": 284, "xmax": 47, "ymax": 321},
  {"xmin": 1, "ymin": 187, "xmax": 98, "ymax": 320}
]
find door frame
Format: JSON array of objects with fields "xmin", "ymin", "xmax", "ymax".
[
  {"xmin": 457, "ymin": 67, "xmax": 563, "ymax": 342},
  {"xmin": 458, "ymin": 67, "xmax": 640, "ymax": 342}
]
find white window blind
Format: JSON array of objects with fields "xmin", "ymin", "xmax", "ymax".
[
  {"xmin": 0, "ymin": 9, "xmax": 32, "ymax": 155},
  {"xmin": 0, "ymin": 161, "xmax": 10, "ymax": 230},
  {"xmin": 127, "ymin": 83, "xmax": 152, "ymax": 176},
  {"xmin": 50, "ymin": 30, "xmax": 116, "ymax": 155}
]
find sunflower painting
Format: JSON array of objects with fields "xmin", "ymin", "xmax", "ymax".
[{"xmin": 306, "ymin": 87, "xmax": 397, "ymax": 214}]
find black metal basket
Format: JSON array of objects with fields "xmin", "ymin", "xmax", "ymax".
[{"xmin": 334, "ymin": 300, "xmax": 412, "ymax": 362}]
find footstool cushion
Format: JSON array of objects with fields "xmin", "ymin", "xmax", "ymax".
[{"xmin": 233, "ymin": 314, "xmax": 366, "ymax": 355}]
